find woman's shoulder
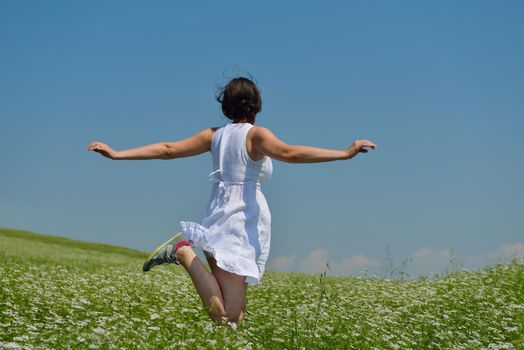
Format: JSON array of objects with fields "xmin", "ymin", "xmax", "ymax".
[
  {"xmin": 188, "ymin": 127, "xmax": 220, "ymax": 150},
  {"xmin": 248, "ymin": 125, "xmax": 275, "ymax": 140},
  {"xmin": 196, "ymin": 127, "xmax": 219, "ymax": 139}
]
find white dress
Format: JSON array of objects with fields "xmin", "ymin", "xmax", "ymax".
[{"xmin": 180, "ymin": 123, "xmax": 273, "ymax": 285}]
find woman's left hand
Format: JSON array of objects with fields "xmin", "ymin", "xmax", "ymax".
[{"xmin": 352, "ymin": 139, "xmax": 377, "ymax": 153}]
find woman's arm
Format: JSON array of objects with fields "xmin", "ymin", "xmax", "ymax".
[
  {"xmin": 251, "ymin": 127, "xmax": 376, "ymax": 163},
  {"xmin": 87, "ymin": 128, "xmax": 215, "ymax": 160}
]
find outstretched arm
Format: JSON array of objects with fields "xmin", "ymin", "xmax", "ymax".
[
  {"xmin": 87, "ymin": 128, "xmax": 215, "ymax": 160},
  {"xmin": 252, "ymin": 127, "xmax": 376, "ymax": 163}
]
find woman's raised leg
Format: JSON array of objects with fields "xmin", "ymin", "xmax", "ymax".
[
  {"xmin": 175, "ymin": 246, "xmax": 247, "ymax": 325},
  {"xmin": 205, "ymin": 254, "xmax": 248, "ymax": 325},
  {"xmin": 175, "ymin": 246, "xmax": 227, "ymax": 323}
]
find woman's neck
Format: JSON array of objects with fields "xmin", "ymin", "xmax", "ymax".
[{"xmin": 232, "ymin": 117, "xmax": 256, "ymax": 125}]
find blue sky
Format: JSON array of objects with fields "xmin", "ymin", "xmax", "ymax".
[{"xmin": 1, "ymin": 1, "xmax": 523, "ymax": 278}]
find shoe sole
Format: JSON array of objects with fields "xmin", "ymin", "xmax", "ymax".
[{"xmin": 143, "ymin": 232, "xmax": 183, "ymax": 272}]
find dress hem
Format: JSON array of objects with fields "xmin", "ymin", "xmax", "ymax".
[{"xmin": 180, "ymin": 221, "xmax": 262, "ymax": 285}]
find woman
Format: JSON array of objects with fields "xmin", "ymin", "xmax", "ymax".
[{"xmin": 87, "ymin": 76, "xmax": 377, "ymax": 325}]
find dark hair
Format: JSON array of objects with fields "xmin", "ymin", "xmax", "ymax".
[{"xmin": 216, "ymin": 77, "xmax": 261, "ymax": 122}]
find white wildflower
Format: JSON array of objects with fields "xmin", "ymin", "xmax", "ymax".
[
  {"xmin": 12, "ymin": 336, "xmax": 28, "ymax": 342},
  {"xmin": 93, "ymin": 327, "xmax": 108, "ymax": 335}
]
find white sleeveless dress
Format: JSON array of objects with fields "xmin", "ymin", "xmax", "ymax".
[{"xmin": 180, "ymin": 123, "xmax": 273, "ymax": 285}]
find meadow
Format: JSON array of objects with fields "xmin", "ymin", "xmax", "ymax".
[{"xmin": 1, "ymin": 227, "xmax": 523, "ymax": 349}]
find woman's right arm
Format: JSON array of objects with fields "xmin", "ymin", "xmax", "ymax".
[
  {"xmin": 87, "ymin": 128, "xmax": 215, "ymax": 160},
  {"xmin": 251, "ymin": 127, "xmax": 377, "ymax": 163}
]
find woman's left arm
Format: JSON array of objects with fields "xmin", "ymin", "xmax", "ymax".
[{"xmin": 87, "ymin": 128, "xmax": 215, "ymax": 160}]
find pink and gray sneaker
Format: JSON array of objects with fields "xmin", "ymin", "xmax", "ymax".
[{"xmin": 143, "ymin": 232, "xmax": 190, "ymax": 272}]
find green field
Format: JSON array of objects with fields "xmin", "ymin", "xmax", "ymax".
[{"xmin": 1, "ymin": 227, "xmax": 523, "ymax": 349}]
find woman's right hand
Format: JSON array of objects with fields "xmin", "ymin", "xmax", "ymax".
[{"xmin": 87, "ymin": 141, "xmax": 119, "ymax": 160}]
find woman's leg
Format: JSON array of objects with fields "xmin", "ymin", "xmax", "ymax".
[
  {"xmin": 205, "ymin": 254, "xmax": 248, "ymax": 325},
  {"xmin": 175, "ymin": 246, "xmax": 248, "ymax": 325},
  {"xmin": 175, "ymin": 246, "xmax": 227, "ymax": 322}
]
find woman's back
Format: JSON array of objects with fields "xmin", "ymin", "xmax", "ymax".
[{"xmin": 210, "ymin": 123, "xmax": 272, "ymax": 184}]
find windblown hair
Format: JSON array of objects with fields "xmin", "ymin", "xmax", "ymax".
[{"xmin": 216, "ymin": 77, "xmax": 262, "ymax": 122}]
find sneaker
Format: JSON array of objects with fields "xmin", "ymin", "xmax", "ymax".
[{"xmin": 143, "ymin": 232, "xmax": 190, "ymax": 272}]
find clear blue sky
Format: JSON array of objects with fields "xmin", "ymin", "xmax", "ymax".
[{"xmin": 1, "ymin": 1, "xmax": 523, "ymax": 277}]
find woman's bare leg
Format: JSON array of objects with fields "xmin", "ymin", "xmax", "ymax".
[
  {"xmin": 205, "ymin": 254, "xmax": 248, "ymax": 325},
  {"xmin": 175, "ymin": 246, "xmax": 248, "ymax": 325},
  {"xmin": 175, "ymin": 246, "xmax": 227, "ymax": 322}
]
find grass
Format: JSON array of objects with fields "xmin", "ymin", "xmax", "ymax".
[{"xmin": 1, "ymin": 227, "xmax": 523, "ymax": 349}]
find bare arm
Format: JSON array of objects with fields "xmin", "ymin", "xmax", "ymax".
[
  {"xmin": 251, "ymin": 127, "xmax": 377, "ymax": 163},
  {"xmin": 87, "ymin": 128, "xmax": 215, "ymax": 160}
]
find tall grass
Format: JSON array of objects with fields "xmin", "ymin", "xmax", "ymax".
[{"xmin": 1, "ymin": 227, "xmax": 523, "ymax": 349}]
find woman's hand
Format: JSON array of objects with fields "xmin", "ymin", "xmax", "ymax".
[
  {"xmin": 87, "ymin": 141, "xmax": 119, "ymax": 160},
  {"xmin": 346, "ymin": 140, "xmax": 377, "ymax": 159}
]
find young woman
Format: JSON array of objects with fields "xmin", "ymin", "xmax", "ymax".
[{"xmin": 87, "ymin": 77, "xmax": 377, "ymax": 325}]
